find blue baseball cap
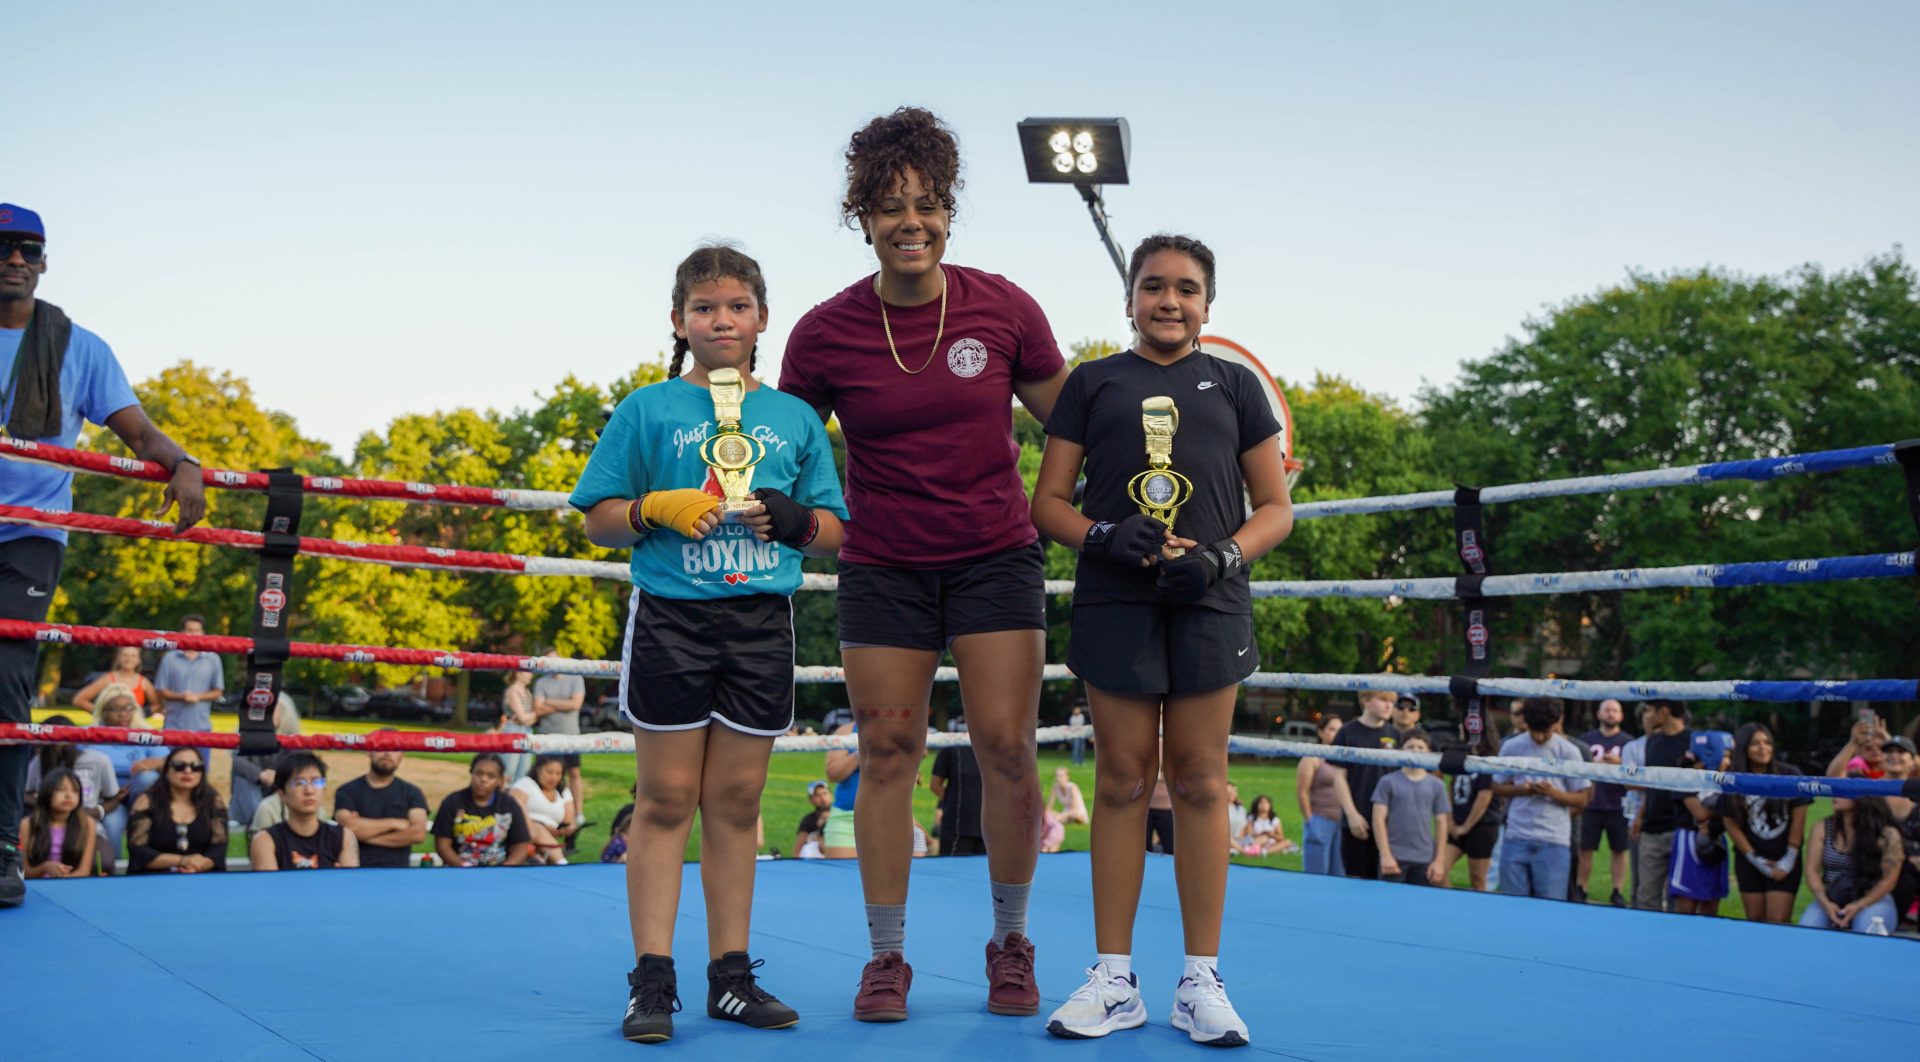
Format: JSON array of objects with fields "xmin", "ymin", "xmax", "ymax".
[
  {"xmin": 1691, "ymin": 730, "xmax": 1734, "ymax": 771},
  {"xmin": 0, "ymin": 204, "xmax": 45, "ymax": 240}
]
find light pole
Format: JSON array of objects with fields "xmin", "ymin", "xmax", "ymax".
[{"xmin": 1016, "ymin": 117, "xmax": 1131, "ymax": 283}]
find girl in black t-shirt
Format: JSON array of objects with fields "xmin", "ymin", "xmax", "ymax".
[
  {"xmin": 1720, "ymin": 723, "xmax": 1807, "ymax": 923},
  {"xmin": 249, "ymin": 752, "xmax": 357, "ymax": 871},
  {"xmin": 1033, "ymin": 234, "xmax": 1294, "ymax": 1047}
]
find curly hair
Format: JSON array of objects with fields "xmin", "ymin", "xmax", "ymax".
[
  {"xmin": 668, "ymin": 243, "xmax": 767, "ymax": 380},
  {"xmin": 841, "ymin": 106, "xmax": 963, "ymax": 231}
]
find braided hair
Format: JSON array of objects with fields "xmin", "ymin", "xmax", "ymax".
[{"xmin": 668, "ymin": 244, "xmax": 768, "ymax": 380}]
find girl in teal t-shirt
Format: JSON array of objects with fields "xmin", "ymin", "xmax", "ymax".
[{"xmin": 569, "ymin": 245, "xmax": 846, "ymax": 1043}]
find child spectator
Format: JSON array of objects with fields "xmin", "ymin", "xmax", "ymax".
[
  {"xmin": 1370, "ymin": 731, "xmax": 1449, "ymax": 885},
  {"xmin": 1333, "ymin": 690, "xmax": 1402, "ymax": 880},
  {"xmin": 1226, "ymin": 782, "xmax": 1248, "ymax": 846},
  {"xmin": 127, "ymin": 748, "xmax": 227, "ymax": 875},
  {"xmin": 1668, "ymin": 732, "xmax": 1733, "ymax": 915},
  {"xmin": 1049, "ymin": 767, "xmax": 1090, "ymax": 826},
  {"xmin": 1439, "ymin": 721, "xmax": 1500, "ymax": 891},
  {"xmin": 20, "ymin": 767, "xmax": 97, "ymax": 878},
  {"xmin": 1236, "ymin": 795, "xmax": 1294, "ymax": 857},
  {"xmin": 510, "ymin": 754, "xmax": 580, "ymax": 865},
  {"xmin": 602, "ymin": 802, "xmax": 636, "ymax": 864},
  {"xmin": 250, "ymin": 752, "xmax": 357, "ymax": 871},
  {"xmin": 431, "ymin": 754, "xmax": 530, "ymax": 867},
  {"xmin": 1492, "ymin": 699, "xmax": 1591, "ymax": 900}
]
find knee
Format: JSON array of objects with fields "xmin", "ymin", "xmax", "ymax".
[
  {"xmin": 1094, "ymin": 768, "xmax": 1152, "ymax": 811},
  {"xmin": 858, "ymin": 733, "xmax": 925, "ymax": 784},
  {"xmin": 702, "ymin": 778, "xmax": 762, "ymax": 832},
  {"xmin": 968, "ymin": 729, "xmax": 1034, "ymax": 781},
  {"xmin": 635, "ymin": 783, "xmax": 698, "ymax": 829},
  {"xmin": 1165, "ymin": 766, "xmax": 1225, "ymax": 811}
]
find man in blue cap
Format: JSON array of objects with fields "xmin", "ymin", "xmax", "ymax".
[{"xmin": 0, "ymin": 203, "xmax": 207, "ymax": 907}]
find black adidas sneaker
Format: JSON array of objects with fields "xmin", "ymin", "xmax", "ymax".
[
  {"xmin": 706, "ymin": 952, "xmax": 799, "ymax": 1030},
  {"xmin": 623, "ymin": 955, "xmax": 681, "ymax": 1044}
]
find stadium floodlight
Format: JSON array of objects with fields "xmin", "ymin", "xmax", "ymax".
[{"xmin": 1017, "ymin": 117, "xmax": 1132, "ymax": 281}]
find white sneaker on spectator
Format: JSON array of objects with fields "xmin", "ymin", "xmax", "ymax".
[
  {"xmin": 1172, "ymin": 965, "xmax": 1249, "ymax": 1047},
  {"xmin": 1045, "ymin": 962, "xmax": 1145, "ymax": 1039}
]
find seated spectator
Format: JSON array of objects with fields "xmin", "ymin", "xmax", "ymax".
[
  {"xmin": 821, "ymin": 721, "xmax": 858, "ymax": 859},
  {"xmin": 231, "ymin": 693, "xmax": 300, "ymax": 830},
  {"xmin": 1049, "ymin": 767, "xmax": 1089, "ymax": 826},
  {"xmin": 127, "ymin": 748, "xmax": 228, "ymax": 875},
  {"xmin": 912, "ymin": 816, "xmax": 930, "ymax": 857},
  {"xmin": 1800, "ymin": 786, "xmax": 1904, "ymax": 935},
  {"xmin": 332, "ymin": 741, "xmax": 429, "ymax": 868},
  {"xmin": 250, "ymin": 752, "xmax": 359, "ymax": 870},
  {"xmin": 1237, "ymin": 795, "xmax": 1295, "ymax": 857},
  {"xmin": 25, "ymin": 715, "xmax": 118, "ymax": 828},
  {"xmin": 1492, "ymin": 699, "xmax": 1591, "ymax": 900},
  {"xmin": 1880, "ymin": 737, "xmax": 1918, "ymax": 926},
  {"xmin": 72, "ymin": 647, "xmax": 159, "ymax": 721},
  {"xmin": 602, "ymin": 802, "xmax": 635, "ymax": 864},
  {"xmin": 86, "ymin": 692, "xmax": 165, "ymax": 873},
  {"xmin": 1371, "ymin": 731, "xmax": 1448, "ymax": 885},
  {"xmin": 1721, "ymin": 723, "xmax": 1808, "ymax": 924},
  {"xmin": 1226, "ymin": 781, "xmax": 1248, "ymax": 845},
  {"xmin": 432, "ymin": 753, "xmax": 530, "ymax": 867},
  {"xmin": 1040, "ymin": 809, "xmax": 1066, "ymax": 854},
  {"xmin": 794, "ymin": 780, "xmax": 831, "ymax": 858},
  {"xmin": 20, "ymin": 767, "xmax": 98, "ymax": 878},
  {"xmin": 510, "ymin": 754, "xmax": 579, "ymax": 865}
]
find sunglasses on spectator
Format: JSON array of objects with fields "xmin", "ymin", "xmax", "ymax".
[
  {"xmin": 169, "ymin": 761, "xmax": 204, "ymax": 773},
  {"xmin": 286, "ymin": 777, "xmax": 327, "ymax": 791},
  {"xmin": 1, "ymin": 239, "xmax": 46, "ymax": 265}
]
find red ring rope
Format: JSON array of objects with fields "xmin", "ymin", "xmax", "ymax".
[{"xmin": 0, "ymin": 722, "xmax": 534, "ymax": 753}]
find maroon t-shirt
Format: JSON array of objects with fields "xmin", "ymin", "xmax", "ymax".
[{"xmin": 780, "ymin": 265, "xmax": 1064, "ymax": 568}]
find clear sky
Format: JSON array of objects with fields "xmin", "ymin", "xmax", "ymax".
[{"xmin": 13, "ymin": 2, "xmax": 1917, "ymax": 459}]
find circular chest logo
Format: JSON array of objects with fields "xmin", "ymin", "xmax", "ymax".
[{"xmin": 947, "ymin": 338, "xmax": 988, "ymax": 379}]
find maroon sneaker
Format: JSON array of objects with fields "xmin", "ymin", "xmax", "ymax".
[
  {"xmin": 854, "ymin": 951, "xmax": 913, "ymax": 1022},
  {"xmin": 984, "ymin": 933, "xmax": 1039, "ymax": 1016}
]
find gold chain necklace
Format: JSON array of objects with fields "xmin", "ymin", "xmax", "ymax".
[{"xmin": 879, "ymin": 266, "xmax": 947, "ymax": 374}]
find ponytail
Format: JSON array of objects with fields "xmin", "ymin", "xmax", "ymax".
[{"xmin": 668, "ymin": 243, "xmax": 769, "ymax": 379}]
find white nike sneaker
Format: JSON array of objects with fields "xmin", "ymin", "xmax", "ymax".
[
  {"xmin": 1171, "ymin": 966, "xmax": 1249, "ymax": 1047},
  {"xmin": 1045, "ymin": 962, "xmax": 1147, "ymax": 1039}
]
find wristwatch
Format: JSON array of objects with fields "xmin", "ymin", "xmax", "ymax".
[{"xmin": 171, "ymin": 454, "xmax": 201, "ymax": 474}]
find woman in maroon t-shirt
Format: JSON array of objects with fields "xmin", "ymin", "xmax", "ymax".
[{"xmin": 780, "ymin": 106, "xmax": 1067, "ymax": 1022}]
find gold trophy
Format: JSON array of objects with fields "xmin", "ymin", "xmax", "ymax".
[
  {"xmin": 1126, "ymin": 396, "xmax": 1194, "ymax": 557},
  {"xmin": 698, "ymin": 368, "xmax": 767, "ymax": 522}
]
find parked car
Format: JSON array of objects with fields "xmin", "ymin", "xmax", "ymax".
[
  {"xmin": 321, "ymin": 685, "xmax": 372, "ymax": 718},
  {"xmin": 1277, "ymin": 719, "xmax": 1320, "ymax": 741},
  {"xmin": 365, "ymin": 690, "xmax": 449, "ymax": 724},
  {"xmin": 583, "ymin": 694, "xmax": 626, "ymax": 732},
  {"xmin": 464, "ymin": 697, "xmax": 503, "ymax": 726}
]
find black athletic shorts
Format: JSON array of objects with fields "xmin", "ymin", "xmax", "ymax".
[
  {"xmin": 621, "ymin": 589, "xmax": 794, "ymax": 736},
  {"xmin": 1067, "ymin": 601, "xmax": 1257, "ymax": 697},
  {"xmin": 1733, "ymin": 851, "xmax": 1804, "ymax": 895},
  {"xmin": 837, "ymin": 542, "xmax": 1046, "ymax": 651},
  {"xmin": 1453, "ymin": 818, "xmax": 1500, "ymax": 860},
  {"xmin": 1580, "ymin": 808, "xmax": 1630, "ymax": 853}
]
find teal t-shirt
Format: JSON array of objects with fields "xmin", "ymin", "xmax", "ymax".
[{"xmin": 569, "ymin": 376, "xmax": 846, "ymax": 600}]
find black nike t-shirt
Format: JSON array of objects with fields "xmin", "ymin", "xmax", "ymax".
[{"xmin": 1044, "ymin": 350, "xmax": 1281, "ymax": 613}]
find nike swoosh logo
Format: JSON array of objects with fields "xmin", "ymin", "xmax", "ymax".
[
  {"xmin": 1236, "ymin": 647, "xmax": 1249, "ymax": 657},
  {"xmin": 1197, "ymin": 381, "xmax": 1217, "ymax": 390},
  {"xmin": 1104, "ymin": 999, "xmax": 1128, "ymax": 1016},
  {"xmin": 26, "ymin": 588, "xmax": 47, "ymax": 597}
]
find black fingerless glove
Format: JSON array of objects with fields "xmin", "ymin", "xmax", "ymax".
[
  {"xmin": 751, "ymin": 487, "xmax": 819, "ymax": 547},
  {"xmin": 1157, "ymin": 537, "xmax": 1246, "ymax": 603},
  {"xmin": 1083, "ymin": 513, "xmax": 1167, "ymax": 566}
]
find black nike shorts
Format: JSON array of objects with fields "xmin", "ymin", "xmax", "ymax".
[
  {"xmin": 620, "ymin": 589, "xmax": 794, "ymax": 737},
  {"xmin": 837, "ymin": 542, "xmax": 1047, "ymax": 651},
  {"xmin": 1067, "ymin": 600, "xmax": 1258, "ymax": 697}
]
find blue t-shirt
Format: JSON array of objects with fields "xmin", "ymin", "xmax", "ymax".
[
  {"xmin": 0, "ymin": 323, "xmax": 142, "ymax": 545},
  {"xmin": 569, "ymin": 377, "xmax": 846, "ymax": 600}
]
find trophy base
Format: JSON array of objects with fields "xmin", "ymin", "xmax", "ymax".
[{"xmin": 1164, "ymin": 546, "xmax": 1187, "ymax": 559}]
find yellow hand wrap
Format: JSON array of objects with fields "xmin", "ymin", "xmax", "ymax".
[{"xmin": 638, "ymin": 489, "xmax": 721, "ymax": 536}]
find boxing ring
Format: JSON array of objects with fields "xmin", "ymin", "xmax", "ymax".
[{"xmin": 4, "ymin": 436, "xmax": 1919, "ymax": 1060}]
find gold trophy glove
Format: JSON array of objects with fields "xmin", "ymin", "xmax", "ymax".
[{"xmin": 638, "ymin": 489, "xmax": 721, "ymax": 537}]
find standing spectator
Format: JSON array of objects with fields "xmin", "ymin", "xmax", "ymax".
[
  {"xmin": 1069, "ymin": 703, "xmax": 1089, "ymax": 766},
  {"xmin": 250, "ymin": 752, "xmax": 357, "ymax": 871},
  {"xmin": 1630, "ymin": 701, "xmax": 1693, "ymax": 911},
  {"xmin": 1296, "ymin": 714, "xmax": 1347, "ymax": 877},
  {"xmin": 87, "ymin": 692, "xmax": 164, "ymax": 871},
  {"xmin": 432, "ymin": 753, "xmax": 530, "ymax": 867},
  {"xmin": 494, "ymin": 670, "xmax": 536, "ymax": 782},
  {"xmin": 126, "ymin": 748, "xmax": 227, "ymax": 874},
  {"xmin": 1145, "ymin": 768, "xmax": 1176, "ymax": 856},
  {"xmin": 510, "ymin": 754, "xmax": 579, "ymax": 865},
  {"xmin": 1390, "ymin": 694, "xmax": 1422, "ymax": 736},
  {"xmin": 1576, "ymin": 699, "xmax": 1633, "ymax": 906},
  {"xmin": 0, "ymin": 202, "xmax": 207, "ymax": 906},
  {"xmin": 1668, "ymin": 737, "xmax": 1733, "ymax": 916},
  {"xmin": 1235, "ymin": 795, "xmax": 1293, "ymax": 858},
  {"xmin": 1825, "ymin": 713, "xmax": 1890, "ymax": 779},
  {"xmin": 1440, "ymin": 722, "xmax": 1500, "ymax": 891},
  {"xmin": 73, "ymin": 647, "xmax": 159, "ymax": 720},
  {"xmin": 821, "ymin": 720, "xmax": 859, "ymax": 859},
  {"xmin": 531, "ymin": 662, "xmax": 588, "ymax": 830},
  {"xmin": 1371, "ymin": 730, "xmax": 1449, "ymax": 885},
  {"xmin": 1492, "ymin": 699, "xmax": 1591, "ymax": 900},
  {"xmin": 153, "ymin": 616, "xmax": 224, "ymax": 795},
  {"xmin": 19, "ymin": 767, "xmax": 97, "ymax": 878},
  {"xmin": 1049, "ymin": 767, "xmax": 1089, "ymax": 826},
  {"xmin": 1619, "ymin": 703, "xmax": 1654, "ymax": 901},
  {"xmin": 1799, "ymin": 787, "xmax": 1904, "ymax": 934},
  {"xmin": 1720, "ymin": 723, "xmax": 1808, "ymax": 924},
  {"xmin": 795, "ymin": 781, "xmax": 833, "ymax": 858},
  {"xmin": 1333, "ymin": 690, "xmax": 1402, "ymax": 880},
  {"xmin": 332, "ymin": 742, "xmax": 430, "ymax": 869},
  {"xmin": 932, "ymin": 740, "xmax": 986, "ymax": 858}
]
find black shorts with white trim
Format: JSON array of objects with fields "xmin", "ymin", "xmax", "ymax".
[{"xmin": 620, "ymin": 588, "xmax": 794, "ymax": 737}]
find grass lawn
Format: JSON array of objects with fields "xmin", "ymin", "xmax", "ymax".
[{"xmin": 42, "ymin": 706, "xmax": 1820, "ymax": 921}]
